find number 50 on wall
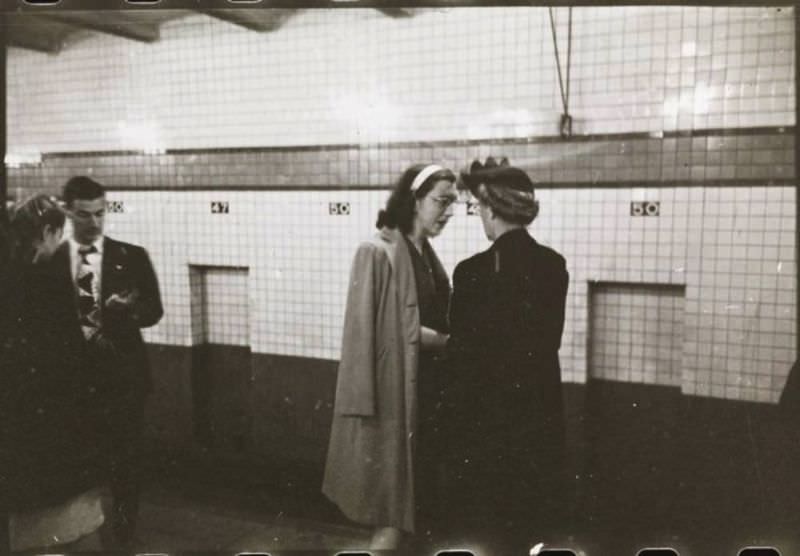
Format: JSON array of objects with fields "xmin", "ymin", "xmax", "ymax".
[{"xmin": 630, "ymin": 201, "xmax": 660, "ymax": 217}]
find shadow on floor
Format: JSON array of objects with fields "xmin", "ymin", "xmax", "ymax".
[{"xmin": 62, "ymin": 379, "xmax": 800, "ymax": 555}]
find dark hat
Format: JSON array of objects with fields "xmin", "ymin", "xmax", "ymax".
[
  {"xmin": 460, "ymin": 157, "xmax": 538, "ymax": 223},
  {"xmin": 460, "ymin": 157, "xmax": 533, "ymax": 193}
]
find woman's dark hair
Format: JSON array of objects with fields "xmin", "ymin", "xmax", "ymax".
[
  {"xmin": 375, "ymin": 164, "xmax": 456, "ymax": 233},
  {"xmin": 7, "ymin": 194, "xmax": 66, "ymax": 264}
]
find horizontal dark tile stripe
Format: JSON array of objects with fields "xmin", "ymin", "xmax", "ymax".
[
  {"xmin": 40, "ymin": 149, "xmax": 146, "ymax": 160},
  {"xmin": 102, "ymin": 184, "xmax": 396, "ymax": 191},
  {"xmin": 38, "ymin": 125, "xmax": 794, "ymax": 160},
  {"xmin": 102, "ymin": 177, "xmax": 798, "ymax": 192},
  {"xmin": 662, "ymin": 126, "xmax": 793, "ymax": 138}
]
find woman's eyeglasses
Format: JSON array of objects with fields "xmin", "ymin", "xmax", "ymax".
[
  {"xmin": 431, "ymin": 196, "xmax": 457, "ymax": 210},
  {"xmin": 431, "ymin": 190, "xmax": 476, "ymax": 210}
]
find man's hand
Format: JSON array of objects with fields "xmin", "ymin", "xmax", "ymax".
[{"xmin": 105, "ymin": 289, "xmax": 139, "ymax": 311}]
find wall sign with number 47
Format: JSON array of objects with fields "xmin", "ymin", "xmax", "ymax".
[{"xmin": 211, "ymin": 202, "xmax": 229, "ymax": 214}]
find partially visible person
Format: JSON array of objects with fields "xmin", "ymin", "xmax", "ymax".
[
  {"xmin": 0, "ymin": 194, "xmax": 107, "ymax": 552},
  {"xmin": 444, "ymin": 157, "xmax": 569, "ymax": 554},
  {"xmin": 0, "ymin": 204, "xmax": 11, "ymax": 277},
  {"xmin": 322, "ymin": 164, "xmax": 457, "ymax": 552},
  {"xmin": 52, "ymin": 176, "xmax": 163, "ymax": 547}
]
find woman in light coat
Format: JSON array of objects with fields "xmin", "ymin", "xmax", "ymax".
[{"xmin": 322, "ymin": 164, "xmax": 458, "ymax": 551}]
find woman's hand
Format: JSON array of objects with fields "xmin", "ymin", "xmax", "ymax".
[{"xmin": 421, "ymin": 326, "xmax": 449, "ymax": 351}]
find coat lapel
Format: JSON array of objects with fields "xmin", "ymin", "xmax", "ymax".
[
  {"xmin": 100, "ymin": 237, "xmax": 113, "ymax": 310},
  {"xmin": 101, "ymin": 237, "xmax": 130, "ymax": 321},
  {"xmin": 380, "ymin": 228, "xmax": 420, "ymax": 473},
  {"xmin": 379, "ymin": 228, "xmax": 419, "ymax": 341}
]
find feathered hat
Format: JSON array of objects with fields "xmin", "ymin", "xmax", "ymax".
[{"xmin": 460, "ymin": 157, "xmax": 538, "ymax": 223}]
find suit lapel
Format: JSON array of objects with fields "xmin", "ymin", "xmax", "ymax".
[{"xmin": 100, "ymin": 237, "xmax": 116, "ymax": 316}]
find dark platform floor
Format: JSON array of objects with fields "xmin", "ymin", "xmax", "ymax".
[{"xmin": 47, "ymin": 380, "xmax": 800, "ymax": 555}]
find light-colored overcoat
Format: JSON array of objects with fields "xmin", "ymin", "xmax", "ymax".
[{"xmin": 322, "ymin": 227, "xmax": 420, "ymax": 533}]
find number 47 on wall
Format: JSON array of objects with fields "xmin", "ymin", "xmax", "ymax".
[{"xmin": 211, "ymin": 201, "xmax": 230, "ymax": 214}]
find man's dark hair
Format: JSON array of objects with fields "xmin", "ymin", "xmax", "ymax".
[{"xmin": 63, "ymin": 176, "xmax": 105, "ymax": 207}]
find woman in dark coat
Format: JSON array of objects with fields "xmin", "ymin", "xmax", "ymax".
[
  {"xmin": 444, "ymin": 158, "xmax": 569, "ymax": 554},
  {"xmin": 0, "ymin": 195, "xmax": 107, "ymax": 551}
]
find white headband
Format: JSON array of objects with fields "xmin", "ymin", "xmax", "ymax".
[{"xmin": 410, "ymin": 164, "xmax": 444, "ymax": 193}]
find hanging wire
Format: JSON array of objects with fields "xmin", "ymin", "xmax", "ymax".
[
  {"xmin": 548, "ymin": 7, "xmax": 574, "ymax": 137},
  {"xmin": 548, "ymin": 8, "xmax": 567, "ymax": 112},
  {"xmin": 566, "ymin": 7, "xmax": 572, "ymax": 115}
]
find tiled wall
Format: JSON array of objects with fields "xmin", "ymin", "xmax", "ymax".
[
  {"xmin": 590, "ymin": 283, "xmax": 686, "ymax": 387},
  {"xmin": 191, "ymin": 267, "xmax": 250, "ymax": 346},
  {"xmin": 5, "ymin": 6, "xmax": 797, "ymax": 405},
  {"xmin": 6, "ymin": 6, "xmax": 793, "ymax": 155},
  {"xmin": 570, "ymin": 6, "xmax": 794, "ymax": 132},
  {"xmin": 7, "ymin": 130, "xmax": 795, "ymax": 196},
  {"xmin": 87, "ymin": 180, "xmax": 796, "ymax": 403}
]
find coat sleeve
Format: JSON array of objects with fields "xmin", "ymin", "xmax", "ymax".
[
  {"xmin": 543, "ymin": 256, "xmax": 569, "ymax": 351},
  {"xmin": 447, "ymin": 260, "xmax": 482, "ymax": 364},
  {"xmin": 448, "ymin": 262, "xmax": 469, "ymax": 345},
  {"xmin": 130, "ymin": 246, "xmax": 164, "ymax": 328},
  {"xmin": 334, "ymin": 242, "xmax": 390, "ymax": 417}
]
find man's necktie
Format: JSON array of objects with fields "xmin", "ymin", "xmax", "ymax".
[{"xmin": 77, "ymin": 244, "xmax": 101, "ymax": 339}]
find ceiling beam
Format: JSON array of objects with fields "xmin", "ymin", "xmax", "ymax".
[
  {"xmin": 196, "ymin": 9, "xmax": 268, "ymax": 33},
  {"xmin": 44, "ymin": 13, "xmax": 159, "ymax": 43},
  {"xmin": 5, "ymin": 15, "xmax": 69, "ymax": 53},
  {"xmin": 7, "ymin": 34, "xmax": 61, "ymax": 54},
  {"xmin": 195, "ymin": 9, "xmax": 294, "ymax": 33},
  {"xmin": 376, "ymin": 8, "xmax": 413, "ymax": 18}
]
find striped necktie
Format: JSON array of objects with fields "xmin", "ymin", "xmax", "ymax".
[{"xmin": 77, "ymin": 244, "xmax": 101, "ymax": 339}]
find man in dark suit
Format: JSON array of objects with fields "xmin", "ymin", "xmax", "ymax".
[
  {"xmin": 53, "ymin": 176, "xmax": 163, "ymax": 547},
  {"xmin": 444, "ymin": 158, "xmax": 569, "ymax": 553}
]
